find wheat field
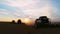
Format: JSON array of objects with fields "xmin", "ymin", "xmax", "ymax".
[{"xmin": 0, "ymin": 23, "xmax": 60, "ymax": 34}]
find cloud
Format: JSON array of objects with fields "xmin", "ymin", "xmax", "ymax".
[
  {"xmin": 3, "ymin": 0, "xmax": 51, "ymax": 17},
  {"xmin": 0, "ymin": 9, "xmax": 11, "ymax": 15},
  {"xmin": 0, "ymin": 8, "xmax": 16, "ymax": 17},
  {"xmin": 0, "ymin": 0, "xmax": 59, "ymax": 22},
  {"xmin": 4, "ymin": 0, "xmax": 38, "ymax": 7}
]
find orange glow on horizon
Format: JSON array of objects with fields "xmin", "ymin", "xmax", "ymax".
[
  {"xmin": 0, "ymin": 17, "xmax": 35, "ymax": 25},
  {"xmin": 20, "ymin": 17, "xmax": 34, "ymax": 25}
]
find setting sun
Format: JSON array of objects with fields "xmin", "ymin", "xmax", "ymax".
[
  {"xmin": 21, "ymin": 17, "xmax": 34, "ymax": 25},
  {"xmin": 24, "ymin": 18, "xmax": 31, "ymax": 24}
]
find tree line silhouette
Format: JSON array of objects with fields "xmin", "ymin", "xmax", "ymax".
[{"xmin": 12, "ymin": 19, "xmax": 22, "ymax": 24}]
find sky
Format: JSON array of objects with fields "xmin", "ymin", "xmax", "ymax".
[{"xmin": 0, "ymin": 0, "xmax": 60, "ymax": 22}]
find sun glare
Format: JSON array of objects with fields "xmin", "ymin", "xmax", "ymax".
[
  {"xmin": 24, "ymin": 18, "xmax": 30, "ymax": 23},
  {"xmin": 21, "ymin": 17, "xmax": 34, "ymax": 25}
]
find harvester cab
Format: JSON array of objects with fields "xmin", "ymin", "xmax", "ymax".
[{"xmin": 39, "ymin": 16, "xmax": 49, "ymax": 24}]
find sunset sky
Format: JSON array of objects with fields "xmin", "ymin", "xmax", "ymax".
[{"xmin": 0, "ymin": 0, "xmax": 60, "ymax": 22}]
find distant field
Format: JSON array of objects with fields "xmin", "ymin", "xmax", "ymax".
[{"xmin": 0, "ymin": 22, "xmax": 60, "ymax": 34}]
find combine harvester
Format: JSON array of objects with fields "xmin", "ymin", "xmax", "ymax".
[
  {"xmin": 34, "ymin": 16, "xmax": 60, "ymax": 29},
  {"xmin": 34, "ymin": 16, "xmax": 51, "ymax": 28}
]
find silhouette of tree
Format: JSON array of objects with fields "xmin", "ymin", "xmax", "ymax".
[
  {"xmin": 17, "ymin": 19, "xmax": 22, "ymax": 24},
  {"xmin": 12, "ymin": 20, "xmax": 16, "ymax": 24}
]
